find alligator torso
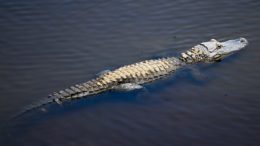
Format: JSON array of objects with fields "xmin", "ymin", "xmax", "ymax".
[{"xmin": 51, "ymin": 57, "xmax": 183, "ymax": 103}]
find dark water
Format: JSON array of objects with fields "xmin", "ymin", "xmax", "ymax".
[{"xmin": 0, "ymin": 0, "xmax": 260, "ymax": 145}]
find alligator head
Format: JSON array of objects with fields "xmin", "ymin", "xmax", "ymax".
[{"xmin": 180, "ymin": 38, "xmax": 248, "ymax": 63}]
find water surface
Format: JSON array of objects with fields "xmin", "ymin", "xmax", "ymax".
[{"xmin": 0, "ymin": 0, "xmax": 260, "ymax": 146}]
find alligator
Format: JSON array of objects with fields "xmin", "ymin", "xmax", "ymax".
[{"xmin": 14, "ymin": 37, "xmax": 248, "ymax": 118}]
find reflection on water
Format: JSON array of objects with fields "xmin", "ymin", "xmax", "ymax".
[{"xmin": 0, "ymin": 0, "xmax": 260, "ymax": 146}]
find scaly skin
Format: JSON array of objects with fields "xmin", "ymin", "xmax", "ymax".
[
  {"xmin": 12, "ymin": 38, "xmax": 247, "ymax": 119},
  {"xmin": 50, "ymin": 37, "xmax": 248, "ymax": 103},
  {"xmin": 51, "ymin": 57, "xmax": 183, "ymax": 103}
]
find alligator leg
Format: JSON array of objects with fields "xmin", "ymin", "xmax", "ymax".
[{"xmin": 112, "ymin": 83, "xmax": 143, "ymax": 91}]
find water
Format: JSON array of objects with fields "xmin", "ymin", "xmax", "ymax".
[{"xmin": 0, "ymin": 0, "xmax": 260, "ymax": 145}]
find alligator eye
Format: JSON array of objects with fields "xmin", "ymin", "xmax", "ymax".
[{"xmin": 216, "ymin": 44, "xmax": 222, "ymax": 49}]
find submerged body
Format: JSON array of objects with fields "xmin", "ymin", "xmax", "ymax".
[
  {"xmin": 14, "ymin": 37, "xmax": 247, "ymax": 118},
  {"xmin": 49, "ymin": 37, "xmax": 248, "ymax": 104}
]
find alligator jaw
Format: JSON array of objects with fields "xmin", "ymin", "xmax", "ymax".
[{"xmin": 218, "ymin": 37, "xmax": 248, "ymax": 56}]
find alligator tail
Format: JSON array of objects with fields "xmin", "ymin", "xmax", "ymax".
[
  {"xmin": 10, "ymin": 97, "xmax": 55, "ymax": 120},
  {"xmin": 10, "ymin": 77, "xmax": 110, "ymax": 120},
  {"xmin": 49, "ymin": 77, "xmax": 110, "ymax": 103}
]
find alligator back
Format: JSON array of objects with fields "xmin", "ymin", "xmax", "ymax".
[{"xmin": 50, "ymin": 57, "xmax": 182, "ymax": 103}]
